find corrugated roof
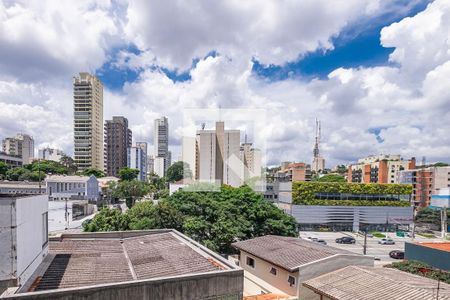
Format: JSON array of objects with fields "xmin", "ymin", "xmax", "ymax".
[
  {"xmin": 303, "ymin": 266, "xmax": 450, "ymax": 300},
  {"xmin": 29, "ymin": 232, "xmax": 224, "ymax": 291},
  {"xmin": 232, "ymin": 235, "xmax": 354, "ymax": 271}
]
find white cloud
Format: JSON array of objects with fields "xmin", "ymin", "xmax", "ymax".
[{"xmin": 124, "ymin": 0, "xmax": 385, "ymax": 70}]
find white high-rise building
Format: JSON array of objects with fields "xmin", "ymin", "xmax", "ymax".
[
  {"xmin": 195, "ymin": 121, "xmax": 243, "ymax": 187},
  {"xmin": 240, "ymin": 143, "xmax": 262, "ymax": 180},
  {"xmin": 154, "ymin": 157, "xmax": 165, "ymax": 178},
  {"xmin": 127, "ymin": 146, "xmax": 146, "ymax": 181},
  {"xmin": 73, "ymin": 72, "xmax": 104, "ymax": 171},
  {"xmin": 38, "ymin": 147, "xmax": 64, "ymax": 162},
  {"xmin": 2, "ymin": 134, "xmax": 34, "ymax": 164}
]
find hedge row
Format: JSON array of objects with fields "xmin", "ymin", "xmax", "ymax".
[{"xmin": 292, "ymin": 181, "xmax": 413, "ymax": 206}]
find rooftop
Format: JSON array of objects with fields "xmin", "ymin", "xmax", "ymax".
[
  {"xmin": 416, "ymin": 242, "xmax": 450, "ymax": 252},
  {"xmin": 232, "ymin": 235, "xmax": 355, "ymax": 272},
  {"xmin": 20, "ymin": 230, "xmax": 235, "ymax": 293},
  {"xmin": 0, "ymin": 181, "xmax": 42, "ymax": 188},
  {"xmin": 303, "ymin": 266, "xmax": 450, "ymax": 300},
  {"xmin": 45, "ymin": 175, "xmax": 93, "ymax": 183}
]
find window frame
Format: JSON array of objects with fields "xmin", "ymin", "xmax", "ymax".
[{"xmin": 246, "ymin": 256, "xmax": 255, "ymax": 268}]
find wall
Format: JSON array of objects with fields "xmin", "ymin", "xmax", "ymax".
[
  {"xmin": 298, "ymin": 255, "xmax": 374, "ymax": 299},
  {"xmin": 15, "ymin": 195, "xmax": 48, "ymax": 286},
  {"xmin": 0, "ymin": 198, "xmax": 15, "ymax": 283},
  {"xmin": 239, "ymin": 251, "xmax": 298, "ymax": 296},
  {"xmin": 1, "ymin": 270, "xmax": 243, "ymax": 300},
  {"xmin": 405, "ymin": 242, "xmax": 450, "ymax": 271}
]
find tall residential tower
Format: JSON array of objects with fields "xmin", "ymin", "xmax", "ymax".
[
  {"xmin": 154, "ymin": 117, "xmax": 171, "ymax": 175},
  {"xmin": 2, "ymin": 134, "xmax": 34, "ymax": 164},
  {"xmin": 73, "ymin": 72, "xmax": 104, "ymax": 171},
  {"xmin": 104, "ymin": 116, "xmax": 132, "ymax": 177}
]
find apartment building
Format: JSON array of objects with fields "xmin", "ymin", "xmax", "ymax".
[
  {"xmin": 2, "ymin": 134, "xmax": 34, "ymax": 164},
  {"xmin": 348, "ymin": 154, "xmax": 416, "ymax": 184},
  {"xmin": 399, "ymin": 166, "xmax": 450, "ymax": 207},
  {"xmin": 73, "ymin": 72, "xmax": 103, "ymax": 171},
  {"xmin": 127, "ymin": 146, "xmax": 147, "ymax": 181},
  {"xmin": 104, "ymin": 116, "xmax": 132, "ymax": 177},
  {"xmin": 278, "ymin": 162, "xmax": 311, "ymax": 182},
  {"xmin": 195, "ymin": 121, "xmax": 243, "ymax": 187},
  {"xmin": 154, "ymin": 117, "xmax": 171, "ymax": 176},
  {"xmin": 240, "ymin": 142, "xmax": 262, "ymax": 180}
]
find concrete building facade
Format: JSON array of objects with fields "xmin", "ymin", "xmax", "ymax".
[
  {"xmin": 154, "ymin": 117, "xmax": 170, "ymax": 176},
  {"xmin": 240, "ymin": 143, "xmax": 262, "ymax": 181},
  {"xmin": 279, "ymin": 162, "xmax": 311, "ymax": 182},
  {"xmin": 398, "ymin": 166, "xmax": 450, "ymax": 207},
  {"xmin": 45, "ymin": 175, "xmax": 99, "ymax": 202},
  {"xmin": 0, "ymin": 153, "xmax": 22, "ymax": 169},
  {"xmin": 348, "ymin": 154, "xmax": 416, "ymax": 184},
  {"xmin": 73, "ymin": 72, "xmax": 104, "ymax": 171},
  {"xmin": 0, "ymin": 182, "xmax": 44, "ymax": 196},
  {"xmin": 38, "ymin": 148, "xmax": 64, "ymax": 162},
  {"xmin": 0, "ymin": 195, "xmax": 48, "ymax": 294},
  {"xmin": 104, "ymin": 116, "xmax": 132, "ymax": 177},
  {"xmin": 195, "ymin": 122, "xmax": 243, "ymax": 187},
  {"xmin": 2, "ymin": 134, "xmax": 34, "ymax": 165}
]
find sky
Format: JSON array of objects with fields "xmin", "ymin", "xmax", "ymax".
[{"xmin": 1, "ymin": 0, "xmax": 449, "ymax": 167}]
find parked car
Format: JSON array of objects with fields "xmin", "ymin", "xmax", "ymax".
[
  {"xmin": 307, "ymin": 236, "xmax": 318, "ymax": 242},
  {"xmin": 378, "ymin": 238, "xmax": 395, "ymax": 245},
  {"xmin": 316, "ymin": 239, "xmax": 327, "ymax": 245},
  {"xmin": 389, "ymin": 250, "xmax": 404, "ymax": 259},
  {"xmin": 335, "ymin": 237, "xmax": 356, "ymax": 244}
]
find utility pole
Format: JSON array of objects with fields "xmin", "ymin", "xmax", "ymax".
[
  {"xmin": 38, "ymin": 159, "xmax": 42, "ymax": 193},
  {"xmin": 363, "ymin": 231, "xmax": 367, "ymax": 255}
]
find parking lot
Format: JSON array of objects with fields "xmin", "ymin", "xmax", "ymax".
[{"xmin": 299, "ymin": 231, "xmax": 444, "ymax": 265}]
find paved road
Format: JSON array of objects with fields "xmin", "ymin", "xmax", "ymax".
[{"xmin": 299, "ymin": 231, "xmax": 444, "ymax": 265}]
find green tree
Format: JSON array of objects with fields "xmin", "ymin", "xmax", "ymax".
[
  {"xmin": 166, "ymin": 161, "xmax": 192, "ymax": 182},
  {"xmin": 84, "ymin": 207, "xmax": 130, "ymax": 232},
  {"xmin": 84, "ymin": 185, "xmax": 297, "ymax": 255},
  {"xmin": 28, "ymin": 160, "xmax": 68, "ymax": 175},
  {"xmin": 80, "ymin": 168, "xmax": 105, "ymax": 178},
  {"xmin": 0, "ymin": 162, "xmax": 8, "ymax": 178},
  {"xmin": 336, "ymin": 165, "xmax": 347, "ymax": 175},
  {"xmin": 60, "ymin": 155, "xmax": 77, "ymax": 174},
  {"xmin": 118, "ymin": 167, "xmax": 140, "ymax": 181},
  {"xmin": 6, "ymin": 167, "xmax": 31, "ymax": 181},
  {"xmin": 111, "ymin": 180, "xmax": 152, "ymax": 208},
  {"xmin": 314, "ymin": 174, "xmax": 346, "ymax": 182}
]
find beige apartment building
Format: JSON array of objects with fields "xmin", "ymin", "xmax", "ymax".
[
  {"xmin": 2, "ymin": 134, "xmax": 34, "ymax": 164},
  {"xmin": 73, "ymin": 73, "xmax": 104, "ymax": 171},
  {"xmin": 279, "ymin": 162, "xmax": 311, "ymax": 182}
]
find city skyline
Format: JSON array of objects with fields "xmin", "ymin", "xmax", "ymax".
[{"xmin": 0, "ymin": 0, "xmax": 449, "ymax": 167}]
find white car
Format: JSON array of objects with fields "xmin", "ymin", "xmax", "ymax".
[{"xmin": 378, "ymin": 238, "xmax": 395, "ymax": 245}]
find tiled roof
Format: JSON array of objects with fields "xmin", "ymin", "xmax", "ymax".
[
  {"xmin": 232, "ymin": 235, "xmax": 354, "ymax": 271},
  {"xmin": 29, "ymin": 231, "xmax": 225, "ymax": 291},
  {"xmin": 303, "ymin": 266, "xmax": 450, "ymax": 300}
]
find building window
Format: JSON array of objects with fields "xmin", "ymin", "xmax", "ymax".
[
  {"xmin": 270, "ymin": 267, "xmax": 277, "ymax": 275},
  {"xmin": 288, "ymin": 275, "xmax": 296, "ymax": 287},
  {"xmin": 246, "ymin": 257, "xmax": 255, "ymax": 268},
  {"xmin": 42, "ymin": 212, "xmax": 48, "ymax": 248}
]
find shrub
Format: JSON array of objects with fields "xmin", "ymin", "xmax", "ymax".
[{"xmin": 386, "ymin": 260, "xmax": 450, "ymax": 284}]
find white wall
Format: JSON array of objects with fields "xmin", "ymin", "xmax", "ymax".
[
  {"xmin": 15, "ymin": 195, "xmax": 48, "ymax": 286},
  {"xmin": 0, "ymin": 198, "xmax": 15, "ymax": 282}
]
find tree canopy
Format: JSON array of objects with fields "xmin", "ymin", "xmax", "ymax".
[
  {"xmin": 80, "ymin": 168, "xmax": 105, "ymax": 178},
  {"xmin": 313, "ymin": 174, "xmax": 346, "ymax": 182},
  {"xmin": 166, "ymin": 161, "xmax": 192, "ymax": 182},
  {"xmin": 118, "ymin": 167, "xmax": 140, "ymax": 181},
  {"xmin": 84, "ymin": 185, "xmax": 297, "ymax": 254},
  {"xmin": 109, "ymin": 179, "xmax": 153, "ymax": 208}
]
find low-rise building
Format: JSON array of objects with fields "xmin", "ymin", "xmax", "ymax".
[
  {"xmin": 0, "ymin": 152, "xmax": 22, "ymax": 169},
  {"xmin": 0, "ymin": 181, "xmax": 44, "ymax": 196},
  {"xmin": 1, "ymin": 230, "xmax": 243, "ymax": 300},
  {"xmin": 348, "ymin": 154, "xmax": 415, "ymax": 184},
  {"xmin": 302, "ymin": 265, "xmax": 450, "ymax": 300},
  {"xmin": 280, "ymin": 181, "xmax": 413, "ymax": 232},
  {"xmin": 45, "ymin": 175, "xmax": 99, "ymax": 202},
  {"xmin": 405, "ymin": 242, "xmax": 450, "ymax": 271},
  {"xmin": 37, "ymin": 148, "xmax": 64, "ymax": 162},
  {"xmin": 232, "ymin": 235, "xmax": 373, "ymax": 299},
  {"xmin": 0, "ymin": 194, "xmax": 48, "ymax": 294}
]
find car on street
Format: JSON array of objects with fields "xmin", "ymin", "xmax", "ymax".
[
  {"xmin": 389, "ymin": 250, "xmax": 404, "ymax": 259},
  {"xmin": 316, "ymin": 239, "xmax": 327, "ymax": 245},
  {"xmin": 378, "ymin": 238, "xmax": 395, "ymax": 245},
  {"xmin": 335, "ymin": 237, "xmax": 356, "ymax": 244}
]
